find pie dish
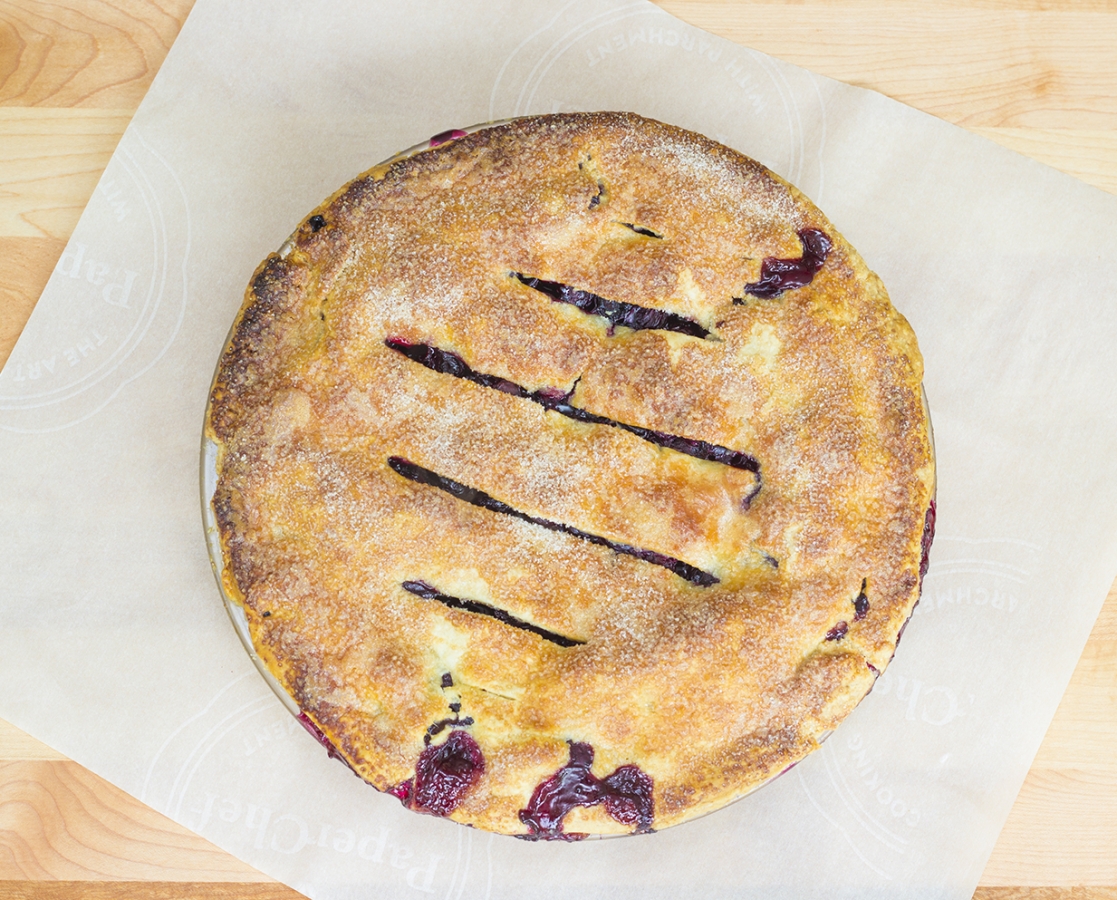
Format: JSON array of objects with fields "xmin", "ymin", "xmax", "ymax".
[{"xmin": 204, "ymin": 111, "xmax": 935, "ymax": 839}]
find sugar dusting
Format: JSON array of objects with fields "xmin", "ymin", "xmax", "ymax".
[{"xmin": 217, "ymin": 112, "xmax": 934, "ymax": 836}]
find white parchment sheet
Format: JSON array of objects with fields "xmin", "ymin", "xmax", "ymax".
[{"xmin": 3, "ymin": 2, "xmax": 1117, "ymax": 898}]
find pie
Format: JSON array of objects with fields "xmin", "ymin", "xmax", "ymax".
[{"xmin": 205, "ymin": 111, "xmax": 935, "ymax": 839}]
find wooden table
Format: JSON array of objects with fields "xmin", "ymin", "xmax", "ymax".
[{"xmin": 2, "ymin": 1, "xmax": 1115, "ymax": 897}]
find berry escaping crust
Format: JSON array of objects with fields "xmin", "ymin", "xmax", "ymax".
[
  {"xmin": 384, "ymin": 338, "xmax": 761, "ymax": 506},
  {"xmin": 388, "ymin": 457, "xmax": 719, "ymax": 587},
  {"xmin": 920, "ymin": 500, "xmax": 937, "ymax": 583},
  {"xmin": 512, "ymin": 272, "xmax": 712, "ymax": 338},
  {"xmin": 296, "ymin": 713, "xmax": 359, "ymax": 777},
  {"xmin": 207, "ymin": 112, "xmax": 935, "ymax": 838},
  {"xmin": 736, "ymin": 228, "xmax": 832, "ymax": 301},
  {"xmin": 429, "ymin": 128, "xmax": 468, "ymax": 148},
  {"xmin": 391, "ymin": 729, "xmax": 485, "ymax": 817},
  {"xmin": 518, "ymin": 742, "xmax": 655, "ymax": 841}
]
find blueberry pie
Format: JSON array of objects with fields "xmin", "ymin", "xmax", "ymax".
[{"xmin": 205, "ymin": 112, "xmax": 935, "ymax": 839}]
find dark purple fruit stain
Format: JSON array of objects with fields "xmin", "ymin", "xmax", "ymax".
[
  {"xmin": 920, "ymin": 500, "xmax": 936, "ymax": 583},
  {"xmin": 384, "ymin": 339, "xmax": 760, "ymax": 481},
  {"xmin": 441, "ymin": 672, "xmax": 454, "ymax": 688},
  {"xmin": 512, "ymin": 272, "xmax": 710, "ymax": 339},
  {"xmin": 895, "ymin": 617, "xmax": 910, "ymax": 649},
  {"xmin": 423, "ymin": 713, "xmax": 475, "ymax": 746},
  {"xmin": 826, "ymin": 621, "xmax": 849, "ymax": 642},
  {"xmin": 853, "ymin": 579, "xmax": 869, "ymax": 621},
  {"xmin": 402, "ymin": 580, "xmax": 584, "ymax": 647},
  {"xmin": 737, "ymin": 228, "xmax": 832, "ymax": 301},
  {"xmin": 620, "ymin": 222, "xmax": 662, "ymax": 239},
  {"xmin": 389, "ymin": 458, "xmax": 718, "ymax": 587},
  {"xmin": 307, "ymin": 214, "xmax": 326, "ymax": 232},
  {"xmin": 393, "ymin": 729, "xmax": 485, "ymax": 818},
  {"xmin": 296, "ymin": 713, "xmax": 360, "ymax": 777},
  {"xmin": 296, "ymin": 712, "xmax": 344, "ymax": 761},
  {"xmin": 429, "ymin": 128, "xmax": 468, "ymax": 147},
  {"xmin": 891, "ymin": 501, "xmax": 936, "ymax": 654},
  {"xmin": 518, "ymin": 741, "xmax": 654, "ymax": 840},
  {"xmin": 578, "ymin": 158, "xmax": 607, "ymax": 209}
]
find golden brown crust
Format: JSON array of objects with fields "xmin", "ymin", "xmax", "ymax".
[{"xmin": 206, "ymin": 112, "xmax": 934, "ymax": 837}]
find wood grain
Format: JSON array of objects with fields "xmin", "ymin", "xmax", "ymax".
[
  {"xmin": 0, "ymin": 237, "xmax": 60, "ymax": 369},
  {"xmin": 1, "ymin": 0, "xmax": 1116, "ymax": 898},
  {"xmin": 0, "ymin": 760, "xmax": 266, "ymax": 883},
  {"xmin": 0, "ymin": 108, "xmax": 131, "ymax": 239},
  {"xmin": 0, "ymin": 0, "xmax": 192, "ymax": 108},
  {"xmin": 0, "ymin": 721, "xmax": 64, "ymax": 763},
  {"xmin": 971, "ymin": 127, "xmax": 1117, "ymax": 195},
  {"xmin": 974, "ymin": 891, "xmax": 1117, "ymax": 900},
  {"xmin": 656, "ymin": 1, "xmax": 1117, "ymax": 127},
  {"xmin": 982, "ymin": 581, "xmax": 1117, "ymax": 887},
  {"xmin": 0, "ymin": 884, "xmax": 303, "ymax": 899}
]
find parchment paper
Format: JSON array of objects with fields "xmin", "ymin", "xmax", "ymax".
[{"xmin": 3, "ymin": 2, "xmax": 1117, "ymax": 898}]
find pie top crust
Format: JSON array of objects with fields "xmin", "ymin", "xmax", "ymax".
[{"xmin": 206, "ymin": 111, "xmax": 935, "ymax": 838}]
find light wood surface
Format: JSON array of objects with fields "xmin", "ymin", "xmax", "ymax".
[{"xmin": 2, "ymin": 1, "xmax": 1115, "ymax": 897}]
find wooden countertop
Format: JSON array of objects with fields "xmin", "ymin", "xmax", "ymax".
[{"xmin": 1, "ymin": 1, "xmax": 1115, "ymax": 898}]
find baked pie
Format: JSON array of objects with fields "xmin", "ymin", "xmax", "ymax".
[{"xmin": 205, "ymin": 112, "xmax": 935, "ymax": 839}]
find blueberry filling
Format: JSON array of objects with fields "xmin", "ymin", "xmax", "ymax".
[
  {"xmin": 393, "ymin": 729, "xmax": 485, "ymax": 817},
  {"xmin": 389, "ymin": 457, "xmax": 718, "ymax": 587},
  {"xmin": 853, "ymin": 579, "xmax": 869, "ymax": 620},
  {"xmin": 881, "ymin": 502, "xmax": 936, "ymax": 659},
  {"xmin": 296, "ymin": 713, "xmax": 361, "ymax": 777},
  {"xmin": 620, "ymin": 222, "xmax": 662, "ymax": 239},
  {"xmin": 578, "ymin": 158, "xmax": 607, "ymax": 209},
  {"xmin": 429, "ymin": 128, "xmax": 468, "ymax": 147},
  {"xmin": 297, "ymin": 712, "xmax": 344, "ymax": 761},
  {"xmin": 403, "ymin": 579, "xmax": 584, "ymax": 647},
  {"xmin": 385, "ymin": 339, "xmax": 759, "ymax": 480},
  {"xmin": 736, "ymin": 228, "xmax": 832, "ymax": 301},
  {"xmin": 920, "ymin": 500, "xmax": 936, "ymax": 582},
  {"xmin": 441, "ymin": 672, "xmax": 454, "ymax": 688},
  {"xmin": 423, "ymin": 713, "xmax": 475, "ymax": 746},
  {"xmin": 512, "ymin": 273, "xmax": 710, "ymax": 339},
  {"xmin": 518, "ymin": 741, "xmax": 654, "ymax": 840},
  {"xmin": 892, "ymin": 501, "xmax": 936, "ymax": 652},
  {"xmin": 826, "ymin": 621, "xmax": 848, "ymax": 642},
  {"xmin": 307, "ymin": 214, "xmax": 326, "ymax": 232}
]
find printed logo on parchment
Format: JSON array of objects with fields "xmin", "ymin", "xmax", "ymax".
[
  {"xmin": 0, "ymin": 130, "xmax": 190, "ymax": 433},
  {"xmin": 140, "ymin": 673, "xmax": 492, "ymax": 897},
  {"xmin": 918, "ymin": 534, "xmax": 1039, "ymax": 618},
  {"xmin": 795, "ymin": 533, "xmax": 1039, "ymax": 881},
  {"xmin": 488, "ymin": 0, "xmax": 828, "ymax": 196},
  {"xmin": 797, "ymin": 734, "xmax": 929, "ymax": 882}
]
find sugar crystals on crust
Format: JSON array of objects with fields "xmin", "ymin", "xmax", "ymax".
[{"xmin": 206, "ymin": 112, "xmax": 935, "ymax": 839}]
